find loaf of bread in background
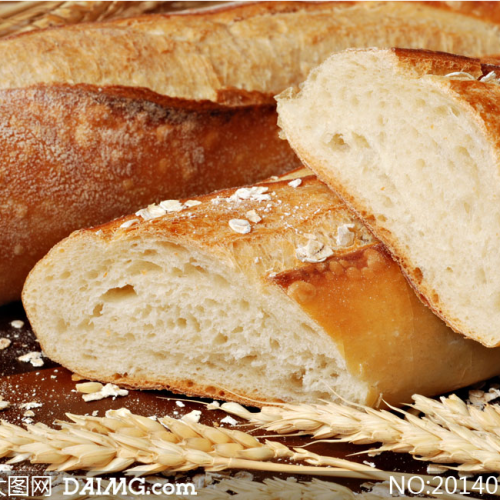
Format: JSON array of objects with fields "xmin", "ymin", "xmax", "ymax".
[
  {"xmin": 3, "ymin": 2, "xmax": 500, "ymax": 98},
  {"xmin": 4, "ymin": 1, "xmax": 500, "ymax": 305},
  {"xmin": 1, "ymin": 85, "xmax": 298, "ymax": 305},
  {"xmin": 277, "ymin": 48, "xmax": 500, "ymax": 348},
  {"xmin": 22, "ymin": 175, "xmax": 500, "ymax": 407}
]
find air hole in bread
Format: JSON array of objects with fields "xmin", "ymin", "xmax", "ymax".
[
  {"xmin": 92, "ymin": 304, "xmax": 103, "ymax": 317},
  {"xmin": 101, "ymin": 284, "xmax": 137, "ymax": 302},
  {"xmin": 213, "ymin": 333, "xmax": 228, "ymax": 345},
  {"xmin": 56, "ymin": 318, "xmax": 67, "ymax": 334},
  {"xmin": 352, "ymin": 133, "xmax": 370, "ymax": 148},
  {"xmin": 327, "ymin": 133, "xmax": 350, "ymax": 151},
  {"xmin": 128, "ymin": 261, "xmax": 162, "ymax": 275},
  {"xmin": 414, "ymin": 268, "xmax": 423, "ymax": 283},
  {"xmin": 477, "ymin": 267, "xmax": 486, "ymax": 284}
]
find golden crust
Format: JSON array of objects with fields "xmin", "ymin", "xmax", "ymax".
[
  {"xmin": 24, "ymin": 175, "xmax": 500, "ymax": 407},
  {"xmin": 0, "ymin": 84, "xmax": 299, "ymax": 305}
]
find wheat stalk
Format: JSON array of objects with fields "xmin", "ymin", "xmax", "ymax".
[
  {"xmin": 218, "ymin": 393, "xmax": 500, "ymax": 474},
  {"xmin": 0, "ymin": 408, "xmax": 383, "ymax": 476},
  {"xmin": 0, "ymin": 408, "xmax": 484, "ymax": 497},
  {"xmin": 0, "ymin": 1, "xmax": 169, "ymax": 37}
]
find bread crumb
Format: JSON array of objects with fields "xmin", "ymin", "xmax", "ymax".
[
  {"xmin": 220, "ymin": 415, "xmax": 238, "ymax": 426},
  {"xmin": 207, "ymin": 401, "xmax": 220, "ymax": 410},
  {"xmin": 0, "ymin": 465, "xmax": 12, "ymax": 472},
  {"xmin": 0, "ymin": 397, "xmax": 10, "ymax": 410},
  {"xmin": 288, "ymin": 179, "xmax": 302, "ymax": 188},
  {"xmin": 10, "ymin": 320, "xmax": 24, "ymax": 329},
  {"xmin": 71, "ymin": 373, "xmax": 85, "ymax": 382},
  {"xmin": 176, "ymin": 401, "xmax": 185, "ymax": 408},
  {"xmin": 0, "ymin": 338, "xmax": 11, "ymax": 350},
  {"xmin": 18, "ymin": 351, "xmax": 44, "ymax": 367},
  {"xmin": 23, "ymin": 410, "xmax": 35, "ymax": 417},
  {"xmin": 20, "ymin": 402, "xmax": 42, "ymax": 410},
  {"xmin": 82, "ymin": 383, "xmax": 128, "ymax": 402},
  {"xmin": 182, "ymin": 410, "xmax": 201, "ymax": 424}
]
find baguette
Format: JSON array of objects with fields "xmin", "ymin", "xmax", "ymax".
[
  {"xmin": 276, "ymin": 48, "xmax": 500, "ymax": 348},
  {"xmin": 4, "ymin": 1, "xmax": 500, "ymax": 306},
  {"xmin": 3, "ymin": 2, "xmax": 500, "ymax": 99},
  {"xmin": 22, "ymin": 175, "xmax": 500, "ymax": 407}
]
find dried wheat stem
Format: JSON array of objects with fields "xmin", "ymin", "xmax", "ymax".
[{"xmin": 219, "ymin": 395, "xmax": 500, "ymax": 475}]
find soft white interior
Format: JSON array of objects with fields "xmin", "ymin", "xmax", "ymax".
[
  {"xmin": 25, "ymin": 236, "xmax": 367, "ymax": 404},
  {"xmin": 279, "ymin": 50, "xmax": 500, "ymax": 346}
]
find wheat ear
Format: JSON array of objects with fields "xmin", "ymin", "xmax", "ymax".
[
  {"xmin": 0, "ymin": 408, "xmax": 484, "ymax": 497},
  {"xmin": 219, "ymin": 393, "xmax": 500, "ymax": 474}
]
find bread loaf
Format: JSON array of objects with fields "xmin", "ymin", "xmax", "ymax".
[
  {"xmin": 276, "ymin": 48, "xmax": 500, "ymax": 348},
  {"xmin": 3, "ymin": 2, "xmax": 500, "ymax": 98},
  {"xmin": 5, "ymin": 1, "xmax": 500, "ymax": 305},
  {"xmin": 22, "ymin": 175, "xmax": 500, "ymax": 407},
  {"xmin": 0, "ymin": 85, "xmax": 298, "ymax": 305}
]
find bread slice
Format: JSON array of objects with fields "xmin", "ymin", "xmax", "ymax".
[
  {"xmin": 277, "ymin": 48, "xmax": 500, "ymax": 347},
  {"xmin": 22, "ymin": 175, "xmax": 500, "ymax": 407}
]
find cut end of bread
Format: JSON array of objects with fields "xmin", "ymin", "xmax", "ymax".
[
  {"xmin": 23, "ymin": 179, "xmax": 377, "ymax": 406},
  {"xmin": 277, "ymin": 48, "xmax": 500, "ymax": 347}
]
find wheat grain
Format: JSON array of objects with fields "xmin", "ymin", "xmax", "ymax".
[{"xmin": 219, "ymin": 393, "xmax": 500, "ymax": 474}]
